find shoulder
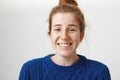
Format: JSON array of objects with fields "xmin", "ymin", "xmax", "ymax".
[
  {"xmin": 88, "ymin": 60, "xmax": 111, "ymax": 79},
  {"xmin": 80, "ymin": 55, "xmax": 111, "ymax": 79},
  {"xmin": 86, "ymin": 58, "xmax": 109, "ymax": 71},
  {"xmin": 19, "ymin": 57, "xmax": 45, "ymax": 80},
  {"xmin": 21, "ymin": 57, "xmax": 44, "ymax": 69},
  {"xmin": 79, "ymin": 55, "xmax": 110, "ymax": 74},
  {"xmin": 20, "ymin": 54, "xmax": 51, "ymax": 70},
  {"xmin": 80, "ymin": 55, "xmax": 107, "ymax": 68},
  {"xmin": 82, "ymin": 56, "xmax": 111, "ymax": 79},
  {"xmin": 19, "ymin": 55, "xmax": 49, "ymax": 80}
]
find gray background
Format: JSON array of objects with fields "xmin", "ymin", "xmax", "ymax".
[{"xmin": 0, "ymin": 0, "xmax": 120, "ymax": 80}]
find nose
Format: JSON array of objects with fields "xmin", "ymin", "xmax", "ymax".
[{"xmin": 60, "ymin": 30, "xmax": 69, "ymax": 40}]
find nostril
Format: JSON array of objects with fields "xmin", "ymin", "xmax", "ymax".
[{"xmin": 61, "ymin": 34, "xmax": 68, "ymax": 39}]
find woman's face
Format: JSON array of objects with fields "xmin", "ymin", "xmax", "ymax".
[{"xmin": 50, "ymin": 13, "xmax": 84, "ymax": 57}]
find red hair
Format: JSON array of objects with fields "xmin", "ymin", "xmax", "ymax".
[{"xmin": 48, "ymin": 0, "xmax": 85, "ymax": 34}]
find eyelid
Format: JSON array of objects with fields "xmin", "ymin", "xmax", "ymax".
[
  {"xmin": 53, "ymin": 27, "xmax": 61, "ymax": 32},
  {"xmin": 70, "ymin": 28, "xmax": 76, "ymax": 31},
  {"xmin": 70, "ymin": 27, "xmax": 77, "ymax": 30}
]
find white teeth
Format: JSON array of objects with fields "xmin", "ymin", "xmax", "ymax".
[{"xmin": 58, "ymin": 43, "xmax": 71, "ymax": 47}]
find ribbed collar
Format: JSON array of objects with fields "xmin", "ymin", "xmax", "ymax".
[{"xmin": 44, "ymin": 54, "xmax": 87, "ymax": 72}]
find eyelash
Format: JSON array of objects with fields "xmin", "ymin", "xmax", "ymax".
[
  {"xmin": 54, "ymin": 28, "xmax": 61, "ymax": 31},
  {"xmin": 70, "ymin": 29, "xmax": 76, "ymax": 32},
  {"xmin": 53, "ymin": 28, "xmax": 77, "ymax": 32}
]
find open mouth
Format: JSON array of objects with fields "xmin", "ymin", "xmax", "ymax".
[{"xmin": 57, "ymin": 43, "xmax": 72, "ymax": 47}]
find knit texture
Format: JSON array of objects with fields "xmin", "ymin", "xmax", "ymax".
[{"xmin": 19, "ymin": 54, "xmax": 111, "ymax": 80}]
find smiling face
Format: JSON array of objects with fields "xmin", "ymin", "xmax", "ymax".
[{"xmin": 50, "ymin": 13, "xmax": 84, "ymax": 57}]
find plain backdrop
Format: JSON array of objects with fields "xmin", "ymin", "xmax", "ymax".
[{"xmin": 0, "ymin": 0, "xmax": 120, "ymax": 80}]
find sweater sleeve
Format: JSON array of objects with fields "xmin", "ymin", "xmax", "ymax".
[
  {"xmin": 19, "ymin": 62, "xmax": 31, "ymax": 80},
  {"xmin": 93, "ymin": 65, "xmax": 111, "ymax": 80},
  {"xmin": 99, "ymin": 65, "xmax": 111, "ymax": 80}
]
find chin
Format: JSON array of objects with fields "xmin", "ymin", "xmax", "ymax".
[{"xmin": 56, "ymin": 51, "xmax": 75, "ymax": 58}]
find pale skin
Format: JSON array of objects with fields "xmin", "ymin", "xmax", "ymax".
[{"xmin": 49, "ymin": 12, "xmax": 84, "ymax": 66}]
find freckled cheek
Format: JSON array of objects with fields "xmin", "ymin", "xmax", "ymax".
[
  {"xmin": 50, "ymin": 33, "xmax": 59, "ymax": 42},
  {"xmin": 73, "ymin": 38, "xmax": 80, "ymax": 42},
  {"xmin": 72, "ymin": 35, "xmax": 81, "ymax": 42}
]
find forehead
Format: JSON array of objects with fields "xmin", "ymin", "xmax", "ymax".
[
  {"xmin": 53, "ymin": 12, "xmax": 75, "ymax": 19},
  {"xmin": 52, "ymin": 12, "xmax": 78, "ymax": 25}
]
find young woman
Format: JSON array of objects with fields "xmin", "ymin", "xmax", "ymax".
[{"xmin": 19, "ymin": 0, "xmax": 111, "ymax": 80}]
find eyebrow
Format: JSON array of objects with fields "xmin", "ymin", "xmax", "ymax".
[
  {"xmin": 53, "ymin": 24, "xmax": 61, "ymax": 27},
  {"xmin": 68, "ymin": 24, "xmax": 78, "ymax": 27}
]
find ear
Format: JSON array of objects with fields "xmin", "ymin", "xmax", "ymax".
[{"xmin": 80, "ymin": 32, "xmax": 84, "ymax": 42}]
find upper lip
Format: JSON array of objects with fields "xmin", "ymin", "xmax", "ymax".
[{"xmin": 57, "ymin": 43, "xmax": 72, "ymax": 45}]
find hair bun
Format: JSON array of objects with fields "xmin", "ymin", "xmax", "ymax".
[{"xmin": 59, "ymin": 0, "xmax": 78, "ymax": 6}]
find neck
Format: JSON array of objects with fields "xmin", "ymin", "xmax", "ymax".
[{"xmin": 51, "ymin": 54, "xmax": 79, "ymax": 66}]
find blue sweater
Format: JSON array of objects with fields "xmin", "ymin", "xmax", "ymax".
[{"xmin": 19, "ymin": 54, "xmax": 111, "ymax": 80}]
